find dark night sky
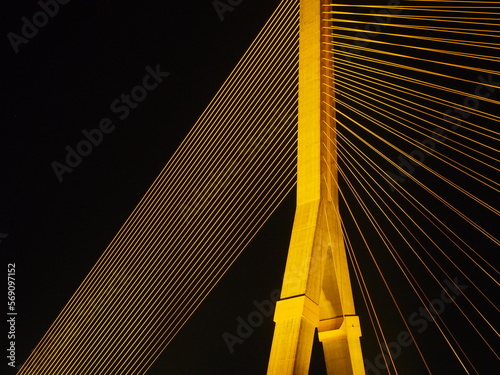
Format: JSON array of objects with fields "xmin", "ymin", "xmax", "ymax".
[
  {"xmin": 1, "ymin": 1, "xmax": 292, "ymax": 374},
  {"xmin": 1, "ymin": 1, "xmax": 498, "ymax": 374}
]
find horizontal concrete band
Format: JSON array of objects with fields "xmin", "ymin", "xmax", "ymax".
[{"xmin": 273, "ymin": 295, "xmax": 320, "ymax": 325}]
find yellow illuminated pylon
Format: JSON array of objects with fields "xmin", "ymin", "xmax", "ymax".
[{"xmin": 267, "ymin": 0, "xmax": 365, "ymax": 374}]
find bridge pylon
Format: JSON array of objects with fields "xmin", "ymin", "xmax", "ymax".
[{"xmin": 267, "ymin": 1, "xmax": 365, "ymax": 374}]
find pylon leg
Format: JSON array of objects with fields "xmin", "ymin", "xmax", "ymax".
[
  {"xmin": 267, "ymin": 296, "xmax": 319, "ymax": 375},
  {"xmin": 317, "ymin": 210, "xmax": 365, "ymax": 375},
  {"xmin": 319, "ymin": 317, "xmax": 365, "ymax": 375},
  {"xmin": 267, "ymin": 200, "xmax": 323, "ymax": 374}
]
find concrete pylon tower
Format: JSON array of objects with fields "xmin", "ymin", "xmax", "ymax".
[{"xmin": 267, "ymin": 0, "xmax": 365, "ymax": 374}]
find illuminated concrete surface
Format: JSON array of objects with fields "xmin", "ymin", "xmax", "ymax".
[{"xmin": 268, "ymin": 1, "xmax": 365, "ymax": 374}]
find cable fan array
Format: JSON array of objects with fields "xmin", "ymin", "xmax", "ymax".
[
  {"xmin": 17, "ymin": 0, "xmax": 499, "ymax": 374},
  {"xmin": 17, "ymin": 1, "xmax": 300, "ymax": 374},
  {"xmin": 325, "ymin": 1, "xmax": 499, "ymax": 373}
]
